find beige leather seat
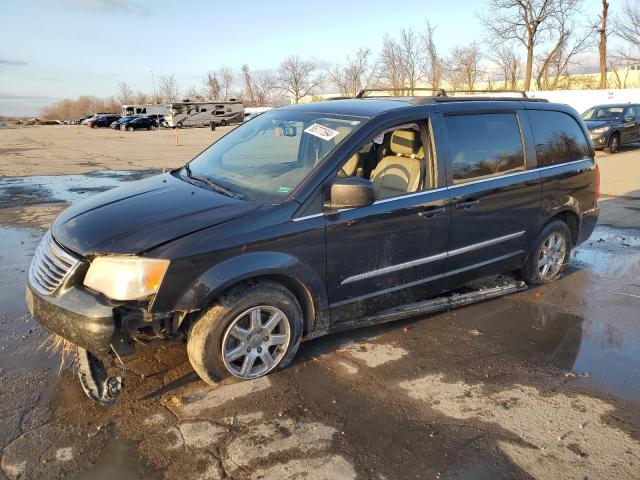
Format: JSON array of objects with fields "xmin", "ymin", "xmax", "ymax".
[
  {"xmin": 370, "ymin": 130, "xmax": 422, "ymax": 199},
  {"xmin": 341, "ymin": 153, "xmax": 360, "ymax": 176}
]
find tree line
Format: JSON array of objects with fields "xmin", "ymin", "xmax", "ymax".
[{"xmin": 42, "ymin": 0, "xmax": 640, "ymax": 119}]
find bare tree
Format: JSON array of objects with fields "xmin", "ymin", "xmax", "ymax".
[
  {"xmin": 239, "ymin": 64, "xmax": 278, "ymax": 107},
  {"xmin": 327, "ymin": 48, "xmax": 378, "ymax": 97},
  {"xmin": 399, "ymin": 28, "xmax": 421, "ymax": 93},
  {"xmin": 186, "ymin": 86, "xmax": 205, "ymax": 101},
  {"xmin": 446, "ymin": 43, "xmax": 483, "ymax": 90},
  {"xmin": 535, "ymin": 3, "xmax": 593, "ymax": 90},
  {"xmin": 615, "ymin": 2, "xmax": 640, "ymax": 63},
  {"xmin": 379, "ymin": 35, "xmax": 405, "ymax": 93},
  {"xmin": 490, "ymin": 46, "xmax": 521, "ymax": 89},
  {"xmin": 204, "ymin": 72, "xmax": 221, "ymax": 100},
  {"xmin": 278, "ymin": 55, "xmax": 322, "ymax": 103},
  {"xmin": 597, "ymin": 0, "xmax": 609, "ymax": 88},
  {"xmin": 134, "ymin": 91, "xmax": 150, "ymax": 104},
  {"xmin": 218, "ymin": 66, "xmax": 234, "ymax": 99},
  {"xmin": 117, "ymin": 82, "xmax": 134, "ymax": 105},
  {"xmin": 421, "ymin": 21, "xmax": 445, "ymax": 89},
  {"xmin": 478, "ymin": 0, "xmax": 580, "ymax": 90},
  {"xmin": 159, "ymin": 74, "xmax": 180, "ymax": 103}
]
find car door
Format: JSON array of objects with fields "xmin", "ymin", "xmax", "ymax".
[
  {"xmin": 325, "ymin": 119, "xmax": 450, "ymax": 325},
  {"xmin": 440, "ymin": 109, "xmax": 541, "ymax": 290},
  {"xmin": 622, "ymin": 106, "xmax": 640, "ymax": 143}
]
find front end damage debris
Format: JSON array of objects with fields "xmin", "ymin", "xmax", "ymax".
[{"xmin": 76, "ymin": 347, "xmax": 124, "ymax": 406}]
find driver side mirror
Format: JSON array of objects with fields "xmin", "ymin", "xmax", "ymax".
[
  {"xmin": 624, "ymin": 115, "xmax": 636, "ymax": 123},
  {"xmin": 324, "ymin": 177, "xmax": 375, "ymax": 210}
]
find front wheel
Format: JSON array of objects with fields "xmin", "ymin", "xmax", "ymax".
[
  {"xmin": 524, "ymin": 220, "xmax": 571, "ymax": 284},
  {"xmin": 220, "ymin": 120, "xmax": 227, "ymax": 126},
  {"xmin": 605, "ymin": 133, "xmax": 620, "ymax": 153},
  {"xmin": 187, "ymin": 282, "xmax": 303, "ymax": 385}
]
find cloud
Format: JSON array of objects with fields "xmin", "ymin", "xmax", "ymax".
[
  {"xmin": 62, "ymin": 0, "xmax": 151, "ymax": 16},
  {"xmin": 0, "ymin": 59, "xmax": 27, "ymax": 67}
]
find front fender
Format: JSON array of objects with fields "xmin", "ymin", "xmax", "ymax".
[{"xmin": 153, "ymin": 251, "xmax": 328, "ymax": 328}]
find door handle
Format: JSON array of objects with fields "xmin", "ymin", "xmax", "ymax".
[
  {"xmin": 454, "ymin": 199, "xmax": 480, "ymax": 210},
  {"xmin": 418, "ymin": 206, "xmax": 446, "ymax": 219}
]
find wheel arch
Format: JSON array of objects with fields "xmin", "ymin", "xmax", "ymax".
[
  {"xmin": 550, "ymin": 209, "xmax": 580, "ymax": 246},
  {"xmin": 161, "ymin": 251, "xmax": 329, "ymax": 335}
]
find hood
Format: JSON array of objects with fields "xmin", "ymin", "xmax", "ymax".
[
  {"xmin": 584, "ymin": 119, "xmax": 615, "ymax": 130},
  {"xmin": 52, "ymin": 172, "xmax": 261, "ymax": 256}
]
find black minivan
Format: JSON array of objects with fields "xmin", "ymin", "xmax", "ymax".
[{"xmin": 26, "ymin": 91, "xmax": 599, "ymax": 403}]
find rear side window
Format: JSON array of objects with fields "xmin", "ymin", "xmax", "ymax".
[
  {"xmin": 528, "ymin": 110, "xmax": 590, "ymax": 166},
  {"xmin": 445, "ymin": 113, "xmax": 524, "ymax": 184}
]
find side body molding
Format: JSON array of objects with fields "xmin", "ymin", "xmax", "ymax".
[{"xmin": 161, "ymin": 251, "xmax": 329, "ymax": 333}]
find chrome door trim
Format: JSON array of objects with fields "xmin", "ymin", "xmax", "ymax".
[
  {"xmin": 341, "ymin": 252, "xmax": 448, "ymax": 285},
  {"xmin": 341, "ymin": 230, "xmax": 526, "ymax": 285},
  {"xmin": 447, "ymin": 231, "xmax": 525, "ymax": 257}
]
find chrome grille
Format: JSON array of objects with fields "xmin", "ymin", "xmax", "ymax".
[{"xmin": 28, "ymin": 230, "xmax": 80, "ymax": 295}]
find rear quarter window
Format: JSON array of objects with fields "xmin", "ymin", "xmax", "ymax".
[
  {"xmin": 444, "ymin": 113, "xmax": 525, "ymax": 184},
  {"xmin": 528, "ymin": 110, "xmax": 591, "ymax": 166}
]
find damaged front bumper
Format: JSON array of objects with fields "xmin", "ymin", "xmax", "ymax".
[{"xmin": 26, "ymin": 283, "xmax": 119, "ymax": 356}]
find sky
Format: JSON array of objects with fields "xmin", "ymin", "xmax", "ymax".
[{"xmin": 0, "ymin": 0, "xmax": 611, "ymax": 116}]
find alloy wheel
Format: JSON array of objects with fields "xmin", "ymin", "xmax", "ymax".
[
  {"xmin": 221, "ymin": 305, "xmax": 291, "ymax": 379},
  {"xmin": 537, "ymin": 232, "xmax": 567, "ymax": 280}
]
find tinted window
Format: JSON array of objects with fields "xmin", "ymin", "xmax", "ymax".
[
  {"xmin": 445, "ymin": 113, "xmax": 524, "ymax": 184},
  {"xmin": 529, "ymin": 110, "xmax": 590, "ymax": 166}
]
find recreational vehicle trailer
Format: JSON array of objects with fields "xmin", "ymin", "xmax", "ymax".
[
  {"xmin": 164, "ymin": 100, "xmax": 244, "ymax": 128},
  {"xmin": 121, "ymin": 104, "xmax": 170, "ymax": 117}
]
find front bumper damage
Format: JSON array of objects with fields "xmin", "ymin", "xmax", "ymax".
[{"xmin": 26, "ymin": 283, "xmax": 183, "ymax": 405}]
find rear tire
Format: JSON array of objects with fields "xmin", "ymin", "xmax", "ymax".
[
  {"xmin": 187, "ymin": 282, "xmax": 303, "ymax": 385},
  {"xmin": 524, "ymin": 220, "xmax": 572, "ymax": 285},
  {"xmin": 220, "ymin": 120, "xmax": 227, "ymax": 126},
  {"xmin": 605, "ymin": 133, "xmax": 619, "ymax": 153}
]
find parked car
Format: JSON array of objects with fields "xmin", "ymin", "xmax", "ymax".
[
  {"xmin": 582, "ymin": 103, "xmax": 640, "ymax": 153},
  {"xmin": 111, "ymin": 115, "xmax": 141, "ymax": 129},
  {"xmin": 87, "ymin": 115, "xmax": 121, "ymax": 128},
  {"xmin": 121, "ymin": 116, "xmax": 158, "ymax": 131},
  {"xmin": 145, "ymin": 114, "xmax": 165, "ymax": 126},
  {"xmin": 71, "ymin": 115, "xmax": 93, "ymax": 125},
  {"xmin": 26, "ymin": 91, "xmax": 599, "ymax": 404}
]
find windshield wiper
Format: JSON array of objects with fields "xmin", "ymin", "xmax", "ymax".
[{"xmin": 183, "ymin": 165, "xmax": 236, "ymax": 198}]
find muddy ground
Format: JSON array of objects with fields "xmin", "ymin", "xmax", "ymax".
[{"xmin": 0, "ymin": 125, "xmax": 639, "ymax": 479}]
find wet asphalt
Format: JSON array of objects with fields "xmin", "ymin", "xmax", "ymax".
[{"xmin": 0, "ymin": 166, "xmax": 639, "ymax": 479}]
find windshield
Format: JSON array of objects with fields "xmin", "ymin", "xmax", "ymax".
[
  {"xmin": 186, "ymin": 110, "xmax": 364, "ymax": 203},
  {"xmin": 582, "ymin": 106, "xmax": 624, "ymax": 121}
]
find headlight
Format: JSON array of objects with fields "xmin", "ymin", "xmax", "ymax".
[
  {"xmin": 83, "ymin": 257, "xmax": 169, "ymax": 301},
  {"xmin": 592, "ymin": 126, "xmax": 610, "ymax": 134}
]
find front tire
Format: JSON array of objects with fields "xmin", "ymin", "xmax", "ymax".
[
  {"xmin": 524, "ymin": 220, "xmax": 571, "ymax": 285},
  {"xmin": 605, "ymin": 133, "xmax": 620, "ymax": 153},
  {"xmin": 187, "ymin": 282, "xmax": 303, "ymax": 385}
]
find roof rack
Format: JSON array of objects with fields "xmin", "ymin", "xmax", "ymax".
[{"xmin": 356, "ymin": 87, "xmax": 529, "ymax": 99}]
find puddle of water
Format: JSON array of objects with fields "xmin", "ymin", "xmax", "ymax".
[
  {"xmin": 573, "ymin": 225, "xmax": 640, "ymax": 279},
  {"xmin": 0, "ymin": 225, "xmax": 54, "ymax": 368},
  {"xmin": 0, "ymin": 169, "xmax": 159, "ymax": 208}
]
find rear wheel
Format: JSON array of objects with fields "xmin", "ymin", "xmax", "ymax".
[
  {"xmin": 524, "ymin": 220, "xmax": 571, "ymax": 284},
  {"xmin": 187, "ymin": 282, "xmax": 303, "ymax": 385},
  {"xmin": 605, "ymin": 133, "xmax": 620, "ymax": 153},
  {"xmin": 220, "ymin": 120, "xmax": 227, "ymax": 126}
]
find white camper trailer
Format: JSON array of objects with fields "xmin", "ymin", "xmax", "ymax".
[
  {"xmin": 164, "ymin": 100, "xmax": 244, "ymax": 128},
  {"xmin": 121, "ymin": 104, "xmax": 170, "ymax": 117}
]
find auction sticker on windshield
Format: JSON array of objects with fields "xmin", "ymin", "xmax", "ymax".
[{"xmin": 304, "ymin": 123, "xmax": 340, "ymax": 141}]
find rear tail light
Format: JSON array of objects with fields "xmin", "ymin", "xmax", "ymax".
[{"xmin": 594, "ymin": 161, "xmax": 600, "ymax": 201}]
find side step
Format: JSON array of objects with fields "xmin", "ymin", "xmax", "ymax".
[{"xmin": 368, "ymin": 275, "xmax": 527, "ymax": 325}]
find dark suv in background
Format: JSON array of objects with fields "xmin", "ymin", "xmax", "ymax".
[
  {"xmin": 582, "ymin": 103, "xmax": 640, "ymax": 153},
  {"xmin": 87, "ymin": 114, "xmax": 120, "ymax": 128},
  {"xmin": 26, "ymin": 90, "xmax": 599, "ymax": 404}
]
